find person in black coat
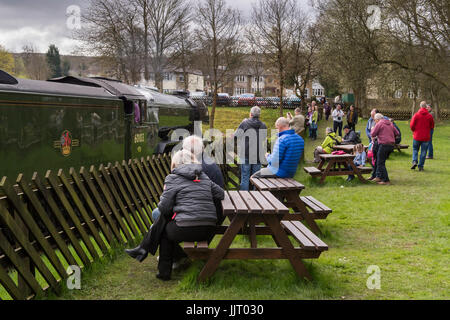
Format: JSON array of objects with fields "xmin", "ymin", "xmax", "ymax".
[
  {"xmin": 125, "ymin": 149, "xmax": 224, "ymax": 281},
  {"xmin": 346, "ymin": 105, "xmax": 358, "ymax": 131}
]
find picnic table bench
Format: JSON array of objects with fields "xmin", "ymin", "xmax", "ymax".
[
  {"xmin": 183, "ymin": 190, "xmax": 328, "ymax": 282},
  {"xmin": 304, "ymin": 153, "xmax": 372, "ymax": 184},
  {"xmin": 395, "ymin": 144, "xmax": 409, "ymax": 152},
  {"xmin": 250, "ymin": 177, "xmax": 331, "ymax": 235}
]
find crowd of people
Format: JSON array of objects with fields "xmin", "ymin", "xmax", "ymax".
[{"xmin": 124, "ymin": 98, "xmax": 436, "ymax": 280}]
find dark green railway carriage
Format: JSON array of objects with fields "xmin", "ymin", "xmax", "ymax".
[{"xmin": 0, "ymin": 70, "xmax": 207, "ymax": 179}]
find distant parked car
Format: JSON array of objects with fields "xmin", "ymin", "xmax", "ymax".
[
  {"xmin": 190, "ymin": 91, "xmax": 211, "ymax": 105},
  {"xmin": 255, "ymin": 97, "xmax": 268, "ymax": 107},
  {"xmin": 266, "ymin": 97, "xmax": 280, "ymax": 108},
  {"xmin": 286, "ymin": 94, "xmax": 302, "ymax": 108},
  {"xmin": 237, "ymin": 93, "xmax": 256, "ymax": 106},
  {"xmin": 216, "ymin": 93, "xmax": 231, "ymax": 106}
]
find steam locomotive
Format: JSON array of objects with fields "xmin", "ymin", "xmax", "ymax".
[{"xmin": 0, "ymin": 70, "xmax": 209, "ymax": 179}]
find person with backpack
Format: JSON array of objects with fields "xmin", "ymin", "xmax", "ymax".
[{"xmin": 313, "ymin": 127, "xmax": 342, "ymax": 162}]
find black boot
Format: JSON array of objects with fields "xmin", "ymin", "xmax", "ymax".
[{"xmin": 125, "ymin": 246, "xmax": 148, "ymax": 262}]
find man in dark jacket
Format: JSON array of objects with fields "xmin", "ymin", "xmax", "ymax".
[
  {"xmin": 342, "ymin": 125, "xmax": 360, "ymax": 144},
  {"xmin": 125, "ymin": 150, "xmax": 224, "ymax": 281},
  {"xmin": 234, "ymin": 106, "xmax": 267, "ymax": 190}
]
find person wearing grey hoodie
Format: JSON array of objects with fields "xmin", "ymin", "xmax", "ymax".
[{"xmin": 126, "ymin": 149, "xmax": 224, "ymax": 280}]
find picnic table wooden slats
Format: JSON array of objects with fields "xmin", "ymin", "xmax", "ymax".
[
  {"xmin": 228, "ymin": 191, "xmax": 249, "ymax": 214},
  {"xmin": 260, "ymin": 191, "xmax": 289, "ymax": 214}
]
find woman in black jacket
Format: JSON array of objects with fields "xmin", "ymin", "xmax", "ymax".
[{"xmin": 125, "ymin": 149, "xmax": 225, "ymax": 280}]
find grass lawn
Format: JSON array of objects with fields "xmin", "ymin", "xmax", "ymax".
[{"xmin": 44, "ymin": 107, "xmax": 449, "ymax": 300}]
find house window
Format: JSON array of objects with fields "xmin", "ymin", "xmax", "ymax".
[
  {"xmin": 394, "ymin": 90, "xmax": 402, "ymax": 99},
  {"xmin": 235, "ymin": 87, "xmax": 246, "ymax": 95},
  {"xmin": 236, "ymin": 75, "xmax": 246, "ymax": 82},
  {"xmin": 164, "ymin": 73, "xmax": 173, "ymax": 81},
  {"xmin": 254, "ymin": 76, "xmax": 263, "ymax": 83},
  {"xmin": 313, "ymin": 88, "xmax": 324, "ymax": 96}
]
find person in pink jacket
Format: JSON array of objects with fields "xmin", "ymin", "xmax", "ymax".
[{"xmin": 369, "ymin": 113, "xmax": 399, "ymax": 185}]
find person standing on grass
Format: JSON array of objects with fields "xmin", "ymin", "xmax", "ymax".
[
  {"xmin": 252, "ymin": 117, "xmax": 304, "ymax": 178},
  {"xmin": 234, "ymin": 106, "xmax": 267, "ymax": 190},
  {"xmin": 426, "ymin": 104, "xmax": 435, "ymax": 159},
  {"xmin": 287, "ymin": 108, "xmax": 305, "ymax": 138},
  {"xmin": 332, "ymin": 103, "xmax": 344, "ymax": 136},
  {"xmin": 346, "ymin": 105, "xmax": 358, "ymax": 131},
  {"xmin": 310, "ymin": 105, "xmax": 319, "ymax": 140},
  {"xmin": 410, "ymin": 101, "xmax": 435, "ymax": 171},
  {"xmin": 324, "ymin": 102, "xmax": 331, "ymax": 121},
  {"xmin": 366, "ymin": 108, "xmax": 378, "ymax": 143},
  {"xmin": 369, "ymin": 113, "xmax": 399, "ymax": 185}
]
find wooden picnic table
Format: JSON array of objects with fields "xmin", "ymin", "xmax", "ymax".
[
  {"xmin": 304, "ymin": 153, "xmax": 372, "ymax": 184},
  {"xmin": 183, "ymin": 190, "xmax": 328, "ymax": 282},
  {"xmin": 250, "ymin": 177, "xmax": 331, "ymax": 235},
  {"xmin": 333, "ymin": 144, "xmax": 369, "ymax": 153}
]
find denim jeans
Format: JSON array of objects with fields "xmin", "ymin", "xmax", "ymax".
[
  {"xmin": 333, "ymin": 121, "xmax": 343, "ymax": 136},
  {"xmin": 376, "ymin": 144, "xmax": 394, "ymax": 182},
  {"xmin": 412, "ymin": 140, "xmax": 430, "ymax": 168},
  {"xmin": 240, "ymin": 163, "xmax": 262, "ymax": 190},
  {"xmin": 426, "ymin": 129, "xmax": 434, "ymax": 158}
]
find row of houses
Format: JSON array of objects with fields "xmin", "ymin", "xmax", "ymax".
[{"xmin": 140, "ymin": 68, "xmax": 326, "ymax": 99}]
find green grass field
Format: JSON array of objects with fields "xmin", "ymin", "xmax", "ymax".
[{"xmin": 39, "ymin": 107, "xmax": 450, "ymax": 300}]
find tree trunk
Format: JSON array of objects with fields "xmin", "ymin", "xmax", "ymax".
[{"xmin": 279, "ymin": 72, "xmax": 284, "ymax": 117}]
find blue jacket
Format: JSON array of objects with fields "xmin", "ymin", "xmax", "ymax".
[{"xmin": 266, "ymin": 129, "xmax": 304, "ymax": 178}]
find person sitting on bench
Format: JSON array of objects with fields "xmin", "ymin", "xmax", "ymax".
[
  {"xmin": 125, "ymin": 149, "xmax": 224, "ymax": 281},
  {"xmin": 346, "ymin": 143, "xmax": 367, "ymax": 181},
  {"xmin": 252, "ymin": 117, "xmax": 304, "ymax": 178},
  {"xmin": 341, "ymin": 125, "xmax": 360, "ymax": 144},
  {"xmin": 313, "ymin": 127, "xmax": 342, "ymax": 162}
]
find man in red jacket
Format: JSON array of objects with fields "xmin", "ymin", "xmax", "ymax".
[{"xmin": 410, "ymin": 101, "xmax": 435, "ymax": 171}]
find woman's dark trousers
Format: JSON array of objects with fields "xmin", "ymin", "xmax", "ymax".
[
  {"xmin": 376, "ymin": 144, "xmax": 394, "ymax": 182},
  {"xmin": 158, "ymin": 221, "xmax": 216, "ymax": 277}
]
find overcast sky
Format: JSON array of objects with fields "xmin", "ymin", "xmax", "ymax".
[{"xmin": 0, "ymin": 0, "xmax": 315, "ymax": 55}]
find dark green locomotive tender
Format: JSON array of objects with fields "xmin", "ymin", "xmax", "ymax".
[{"xmin": 0, "ymin": 70, "xmax": 208, "ymax": 179}]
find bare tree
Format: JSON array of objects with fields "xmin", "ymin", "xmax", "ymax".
[
  {"xmin": 170, "ymin": 21, "xmax": 197, "ymax": 91},
  {"xmin": 20, "ymin": 44, "xmax": 49, "ymax": 80},
  {"xmin": 195, "ymin": 0, "xmax": 243, "ymax": 128},
  {"xmin": 245, "ymin": 26, "xmax": 266, "ymax": 96},
  {"xmin": 251, "ymin": 0, "xmax": 298, "ymax": 115},
  {"xmin": 285, "ymin": 20, "xmax": 319, "ymax": 109},
  {"xmin": 76, "ymin": 0, "xmax": 145, "ymax": 83},
  {"xmin": 144, "ymin": 0, "xmax": 191, "ymax": 91}
]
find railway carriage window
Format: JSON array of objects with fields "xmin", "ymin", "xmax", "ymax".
[{"xmin": 134, "ymin": 102, "xmax": 141, "ymax": 123}]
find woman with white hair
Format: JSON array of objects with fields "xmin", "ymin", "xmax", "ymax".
[{"xmin": 125, "ymin": 148, "xmax": 224, "ymax": 280}]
